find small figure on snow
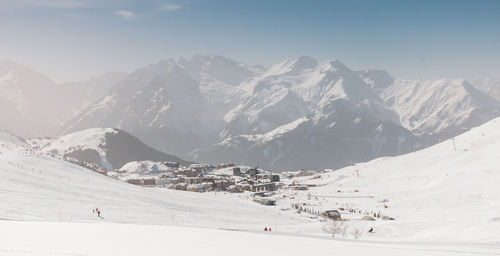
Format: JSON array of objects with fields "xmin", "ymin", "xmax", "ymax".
[
  {"xmin": 368, "ymin": 227, "xmax": 374, "ymax": 233},
  {"xmin": 264, "ymin": 227, "xmax": 268, "ymax": 231},
  {"xmin": 97, "ymin": 210, "xmax": 101, "ymax": 217}
]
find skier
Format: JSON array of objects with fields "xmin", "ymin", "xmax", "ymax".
[
  {"xmin": 97, "ymin": 210, "xmax": 101, "ymax": 217},
  {"xmin": 264, "ymin": 227, "xmax": 268, "ymax": 231},
  {"xmin": 368, "ymin": 227, "xmax": 374, "ymax": 233}
]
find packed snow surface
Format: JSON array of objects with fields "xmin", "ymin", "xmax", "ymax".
[{"xmin": 1, "ymin": 221, "xmax": 498, "ymax": 256}]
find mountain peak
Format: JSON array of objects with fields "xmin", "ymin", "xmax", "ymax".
[
  {"xmin": 290, "ymin": 56, "xmax": 318, "ymax": 71},
  {"xmin": 326, "ymin": 59, "xmax": 351, "ymax": 72}
]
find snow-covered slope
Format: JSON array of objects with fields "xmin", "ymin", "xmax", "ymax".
[
  {"xmin": 41, "ymin": 128, "xmax": 188, "ymax": 170},
  {"xmin": 0, "ymin": 130, "xmax": 28, "ymax": 153},
  {"xmin": 0, "ymin": 152, "xmax": 308, "ymax": 232},
  {"xmin": 2, "ymin": 221, "xmax": 496, "ymax": 256},
  {"xmin": 277, "ymin": 116, "xmax": 500, "ymax": 243}
]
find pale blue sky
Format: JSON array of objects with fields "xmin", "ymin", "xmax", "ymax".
[{"xmin": 0, "ymin": 0, "xmax": 499, "ymax": 82}]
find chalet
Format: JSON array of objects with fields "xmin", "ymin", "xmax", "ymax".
[
  {"xmin": 126, "ymin": 179, "xmax": 142, "ymax": 185},
  {"xmin": 251, "ymin": 182, "xmax": 276, "ymax": 192},
  {"xmin": 187, "ymin": 183, "xmax": 210, "ymax": 192},
  {"xmin": 322, "ymin": 210, "xmax": 342, "ymax": 220},
  {"xmin": 256, "ymin": 173, "xmax": 280, "ymax": 182},
  {"xmin": 247, "ymin": 168, "xmax": 260, "ymax": 177},
  {"xmin": 227, "ymin": 185, "xmax": 244, "ymax": 193},
  {"xmin": 156, "ymin": 177, "xmax": 170, "ymax": 186},
  {"xmin": 142, "ymin": 178, "xmax": 155, "ymax": 186},
  {"xmin": 233, "ymin": 167, "xmax": 243, "ymax": 176},
  {"xmin": 213, "ymin": 179, "xmax": 234, "ymax": 190},
  {"xmin": 186, "ymin": 177, "xmax": 202, "ymax": 185},
  {"xmin": 173, "ymin": 169, "xmax": 198, "ymax": 177},
  {"xmin": 235, "ymin": 183, "xmax": 251, "ymax": 192},
  {"xmin": 175, "ymin": 183, "xmax": 187, "ymax": 191}
]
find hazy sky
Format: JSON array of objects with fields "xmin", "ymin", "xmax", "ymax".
[{"xmin": 0, "ymin": 0, "xmax": 499, "ymax": 82}]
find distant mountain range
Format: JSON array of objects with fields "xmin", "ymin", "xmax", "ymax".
[
  {"xmin": 0, "ymin": 61, "xmax": 126, "ymax": 137},
  {"xmin": 1, "ymin": 56, "xmax": 499, "ymax": 170}
]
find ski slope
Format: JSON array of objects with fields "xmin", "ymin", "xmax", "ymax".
[
  {"xmin": 2, "ymin": 221, "xmax": 498, "ymax": 256},
  {"xmin": 0, "ymin": 152, "xmax": 311, "ymax": 232},
  {"xmin": 275, "ymin": 117, "xmax": 500, "ymax": 244}
]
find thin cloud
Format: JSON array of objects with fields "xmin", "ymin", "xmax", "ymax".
[
  {"xmin": 162, "ymin": 2, "xmax": 181, "ymax": 11},
  {"xmin": 114, "ymin": 10, "xmax": 134, "ymax": 19}
]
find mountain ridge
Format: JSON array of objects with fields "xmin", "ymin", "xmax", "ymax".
[{"xmin": 2, "ymin": 55, "xmax": 499, "ymax": 171}]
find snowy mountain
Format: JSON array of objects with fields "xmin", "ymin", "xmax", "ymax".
[
  {"xmin": 205, "ymin": 58, "xmax": 500, "ymax": 170},
  {"xmin": 196, "ymin": 57, "xmax": 418, "ymax": 170},
  {"xmin": 376, "ymin": 78, "xmax": 500, "ymax": 137},
  {"xmin": 473, "ymin": 77, "xmax": 500, "ymax": 102},
  {"xmin": 0, "ymin": 61, "xmax": 125, "ymax": 137},
  {"xmin": 3, "ymin": 56, "xmax": 499, "ymax": 171},
  {"xmin": 58, "ymin": 72, "xmax": 127, "ymax": 116},
  {"xmin": 63, "ymin": 55, "xmax": 258, "ymax": 158},
  {"xmin": 41, "ymin": 128, "xmax": 189, "ymax": 170},
  {"xmin": 0, "ymin": 61, "xmax": 64, "ymax": 137},
  {"xmin": 61, "ymin": 56, "xmax": 500, "ymax": 171}
]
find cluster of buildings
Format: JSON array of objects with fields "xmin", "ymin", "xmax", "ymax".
[{"xmin": 125, "ymin": 163, "xmax": 281, "ymax": 194}]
